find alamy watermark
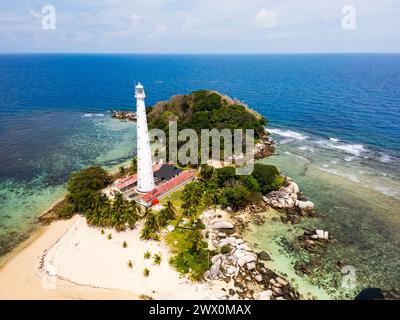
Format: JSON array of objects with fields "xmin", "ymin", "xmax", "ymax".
[
  {"xmin": 341, "ymin": 265, "xmax": 357, "ymax": 289},
  {"xmin": 30, "ymin": 5, "xmax": 56, "ymax": 30},
  {"xmin": 341, "ymin": 5, "xmax": 356, "ymax": 30},
  {"xmin": 149, "ymin": 121, "xmax": 255, "ymax": 175}
]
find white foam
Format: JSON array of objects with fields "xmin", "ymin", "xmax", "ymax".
[
  {"xmin": 375, "ymin": 186, "xmax": 400, "ymax": 199},
  {"xmin": 318, "ymin": 167, "xmax": 360, "ymax": 183},
  {"xmin": 268, "ymin": 128, "xmax": 308, "ymax": 140},
  {"xmin": 344, "ymin": 156, "xmax": 356, "ymax": 162},
  {"xmin": 378, "ymin": 153, "xmax": 392, "ymax": 163},
  {"xmin": 279, "ymin": 138, "xmax": 294, "ymax": 144},
  {"xmin": 329, "ymin": 137, "xmax": 340, "ymax": 142},
  {"xmin": 298, "ymin": 145, "xmax": 315, "ymax": 152},
  {"xmin": 94, "ymin": 113, "xmax": 105, "ymax": 117},
  {"xmin": 316, "ymin": 140, "xmax": 367, "ymax": 156},
  {"xmin": 81, "ymin": 113, "xmax": 93, "ymax": 118}
]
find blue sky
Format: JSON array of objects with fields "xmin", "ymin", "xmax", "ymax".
[{"xmin": 0, "ymin": 0, "xmax": 399, "ymax": 53}]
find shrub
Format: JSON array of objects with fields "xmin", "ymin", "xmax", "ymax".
[
  {"xmin": 251, "ymin": 164, "xmax": 284, "ymax": 194},
  {"xmin": 219, "ymin": 184, "xmax": 251, "ymax": 209},
  {"xmin": 220, "ymin": 245, "xmax": 232, "ymax": 254},
  {"xmin": 166, "ymin": 229, "xmax": 212, "ymax": 281},
  {"xmin": 67, "ymin": 166, "xmax": 111, "ymax": 212},
  {"xmin": 57, "ymin": 203, "xmax": 75, "ymax": 218},
  {"xmin": 143, "ymin": 268, "xmax": 150, "ymax": 277},
  {"xmin": 122, "ymin": 241, "xmax": 128, "ymax": 248},
  {"xmin": 107, "ymin": 233, "xmax": 112, "ymax": 240}
]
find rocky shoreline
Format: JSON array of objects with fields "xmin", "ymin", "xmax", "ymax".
[
  {"xmin": 254, "ymin": 132, "xmax": 275, "ymax": 160},
  {"xmin": 198, "ymin": 171, "xmax": 336, "ymax": 300},
  {"xmin": 111, "ymin": 110, "xmax": 137, "ymax": 121},
  {"xmin": 201, "ymin": 209, "xmax": 300, "ymax": 300}
]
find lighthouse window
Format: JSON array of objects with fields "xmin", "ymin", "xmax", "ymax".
[{"xmin": 136, "ymin": 88, "xmax": 143, "ymax": 94}]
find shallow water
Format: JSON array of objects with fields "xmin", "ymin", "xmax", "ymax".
[
  {"xmin": 0, "ymin": 113, "xmax": 136, "ymax": 256},
  {"xmin": 246, "ymin": 128, "xmax": 400, "ymax": 298},
  {"xmin": 245, "ymin": 209, "xmax": 332, "ymax": 300}
]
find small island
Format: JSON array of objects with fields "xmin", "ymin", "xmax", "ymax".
[{"xmin": 0, "ymin": 89, "xmax": 327, "ymax": 300}]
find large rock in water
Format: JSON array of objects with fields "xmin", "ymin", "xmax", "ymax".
[
  {"xmin": 258, "ymin": 251, "xmax": 271, "ymax": 261},
  {"xmin": 297, "ymin": 200, "xmax": 315, "ymax": 215},
  {"xmin": 236, "ymin": 252, "xmax": 258, "ymax": 267}
]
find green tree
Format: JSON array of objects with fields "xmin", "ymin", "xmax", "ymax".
[
  {"xmin": 130, "ymin": 158, "xmax": 138, "ymax": 174},
  {"xmin": 119, "ymin": 165, "xmax": 126, "ymax": 178},
  {"xmin": 181, "ymin": 181, "xmax": 204, "ymax": 209},
  {"xmin": 67, "ymin": 166, "xmax": 111, "ymax": 212},
  {"xmin": 251, "ymin": 164, "xmax": 284, "ymax": 194},
  {"xmin": 140, "ymin": 209, "xmax": 160, "ymax": 240},
  {"xmin": 219, "ymin": 184, "xmax": 250, "ymax": 209},
  {"xmin": 157, "ymin": 201, "xmax": 177, "ymax": 227},
  {"xmin": 153, "ymin": 253, "xmax": 161, "ymax": 265},
  {"xmin": 185, "ymin": 230, "xmax": 205, "ymax": 253}
]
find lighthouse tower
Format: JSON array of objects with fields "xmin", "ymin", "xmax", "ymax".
[{"xmin": 135, "ymin": 83, "xmax": 155, "ymax": 193}]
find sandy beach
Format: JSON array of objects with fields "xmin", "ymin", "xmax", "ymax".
[{"xmin": 0, "ymin": 215, "xmax": 221, "ymax": 300}]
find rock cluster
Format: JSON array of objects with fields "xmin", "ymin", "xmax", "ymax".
[
  {"xmin": 254, "ymin": 134, "xmax": 275, "ymax": 160},
  {"xmin": 262, "ymin": 177, "xmax": 317, "ymax": 223},
  {"xmin": 202, "ymin": 210, "xmax": 300, "ymax": 300},
  {"xmin": 111, "ymin": 110, "xmax": 137, "ymax": 121},
  {"xmin": 298, "ymin": 229, "xmax": 330, "ymax": 253}
]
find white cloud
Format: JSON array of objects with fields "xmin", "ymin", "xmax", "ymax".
[
  {"xmin": 29, "ymin": 10, "xmax": 42, "ymax": 20},
  {"xmin": 128, "ymin": 13, "xmax": 145, "ymax": 30},
  {"xmin": 155, "ymin": 25, "xmax": 167, "ymax": 33},
  {"xmin": 182, "ymin": 18, "xmax": 196, "ymax": 30},
  {"xmin": 253, "ymin": 8, "xmax": 278, "ymax": 28}
]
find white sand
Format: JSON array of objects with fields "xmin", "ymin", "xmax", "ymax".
[
  {"xmin": 0, "ymin": 216, "xmax": 138, "ymax": 299},
  {"xmin": 41, "ymin": 216, "xmax": 221, "ymax": 300}
]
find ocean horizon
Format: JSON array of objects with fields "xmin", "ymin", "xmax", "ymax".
[{"xmin": 0, "ymin": 53, "xmax": 399, "ymax": 295}]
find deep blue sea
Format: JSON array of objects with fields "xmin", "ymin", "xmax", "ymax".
[{"xmin": 0, "ymin": 54, "xmax": 399, "ymax": 295}]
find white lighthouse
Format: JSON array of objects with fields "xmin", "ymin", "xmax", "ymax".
[{"xmin": 135, "ymin": 83, "xmax": 155, "ymax": 193}]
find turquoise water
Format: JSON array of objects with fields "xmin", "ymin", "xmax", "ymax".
[
  {"xmin": 0, "ymin": 113, "xmax": 136, "ymax": 256},
  {"xmin": 246, "ymin": 129, "xmax": 400, "ymax": 298}
]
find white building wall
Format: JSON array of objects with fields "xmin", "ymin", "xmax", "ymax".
[{"xmin": 135, "ymin": 83, "xmax": 155, "ymax": 193}]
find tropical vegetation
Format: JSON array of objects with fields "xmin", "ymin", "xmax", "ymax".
[{"xmin": 147, "ymin": 90, "xmax": 268, "ymax": 164}]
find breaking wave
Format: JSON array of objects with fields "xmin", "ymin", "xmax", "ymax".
[
  {"xmin": 81, "ymin": 113, "xmax": 105, "ymax": 118},
  {"xmin": 378, "ymin": 153, "xmax": 392, "ymax": 163},
  {"xmin": 315, "ymin": 140, "xmax": 367, "ymax": 156},
  {"xmin": 268, "ymin": 128, "xmax": 308, "ymax": 140}
]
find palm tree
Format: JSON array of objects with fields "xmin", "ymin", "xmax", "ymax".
[
  {"xmin": 140, "ymin": 209, "xmax": 160, "ymax": 240},
  {"xmin": 186, "ymin": 231, "xmax": 204, "ymax": 253},
  {"xmin": 127, "ymin": 260, "xmax": 133, "ymax": 269},
  {"xmin": 130, "ymin": 158, "xmax": 138, "ymax": 174},
  {"xmin": 157, "ymin": 207, "xmax": 169, "ymax": 227},
  {"xmin": 157, "ymin": 201, "xmax": 176, "ymax": 227},
  {"xmin": 144, "ymin": 251, "xmax": 151, "ymax": 259},
  {"xmin": 86, "ymin": 193, "xmax": 111, "ymax": 227},
  {"xmin": 141, "ymin": 207, "xmax": 151, "ymax": 219},
  {"xmin": 165, "ymin": 201, "xmax": 177, "ymax": 220},
  {"xmin": 119, "ymin": 165, "xmax": 126, "ymax": 178},
  {"xmin": 110, "ymin": 192, "xmax": 133, "ymax": 231},
  {"xmin": 153, "ymin": 253, "xmax": 161, "ymax": 265}
]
